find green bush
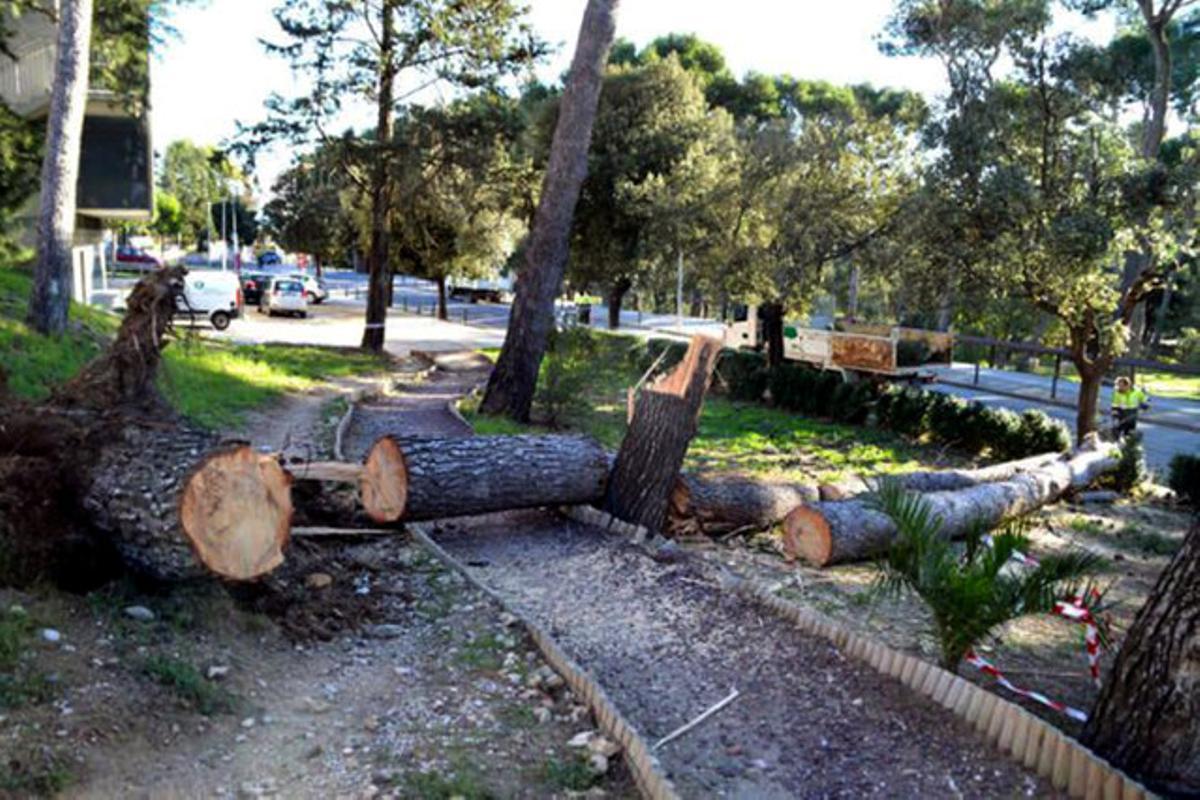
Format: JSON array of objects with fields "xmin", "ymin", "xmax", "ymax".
[
  {"xmin": 831, "ymin": 380, "xmax": 877, "ymax": 425},
  {"xmin": 1016, "ymin": 409, "xmax": 1072, "ymax": 455},
  {"xmin": 534, "ymin": 328, "xmax": 593, "ymax": 428},
  {"xmin": 635, "ymin": 336, "xmax": 687, "ymax": 375},
  {"xmin": 1105, "ymin": 433, "xmax": 1147, "ymax": 495},
  {"xmin": 1169, "ymin": 453, "xmax": 1200, "ymax": 508},
  {"xmin": 716, "ymin": 349, "xmax": 768, "ymax": 402},
  {"xmin": 1178, "ymin": 327, "xmax": 1200, "ymax": 367}
]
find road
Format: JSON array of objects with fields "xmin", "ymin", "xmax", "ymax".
[{"xmin": 162, "ymin": 270, "xmax": 1196, "ymax": 471}]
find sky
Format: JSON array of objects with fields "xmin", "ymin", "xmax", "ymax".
[{"xmin": 149, "ymin": 1, "xmax": 1113, "ymax": 199}]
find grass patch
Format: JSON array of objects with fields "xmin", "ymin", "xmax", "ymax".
[
  {"xmin": 1116, "ymin": 524, "xmax": 1182, "ymax": 557},
  {"xmin": 402, "ymin": 763, "xmax": 494, "ymax": 799},
  {"xmin": 0, "ymin": 266, "xmax": 119, "ymax": 400},
  {"xmin": 463, "ymin": 330, "xmax": 940, "ymax": 483},
  {"xmin": 1, "ymin": 264, "xmax": 390, "ymax": 427},
  {"xmin": 0, "ymin": 605, "xmax": 54, "ymax": 710},
  {"xmin": 160, "ymin": 339, "xmax": 390, "ymax": 428},
  {"xmin": 541, "ymin": 756, "xmax": 598, "ymax": 792},
  {"xmin": 1068, "ymin": 516, "xmax": 1106, "ymax": 537},
  {"xmin": 0, "ymin": 749, "xmax": 74, "ymax": 797},
  {"xmin": 142, "ymin": 655, "xmax": 235, "ymax": 716},
  {"xmin": 455, "ymin": 632, "xmax": 506, "ymax": 672}
]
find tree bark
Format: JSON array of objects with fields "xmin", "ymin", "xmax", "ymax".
[
  {"xmin": 362, "ymin": 433, "xmax": 610, "ymax": 522},
  {"xmin": 1081, "ymin": 517, "xmax": 1200, "ymax": 796},
  {"xmin": 1076, "ymin": 362, "xmax": 1103, "ymax": 444},
  {"xmin": 668, "ymin": 474, "xmax": 818, "ymax": 536},
  {"xmin": 762, "ymin": 302, "xmax": 785, "ymax": 367},
  {"xmin": 436, "ymin": 274, "xmax": 448, "ymax": 321},
  {"xmin": 817, "ymin": 451, "xmax": 1068, "ymax": 499},
  {"xmin": 607, "ymin": 276, "xmax": 630, "ymax": 329},
  {"xmin": 605, "ymin": 335, "xmax": 721, "ymax": 530},
  {"xmin": 361, "ymin": 5, "xmax": 396, "ymax": 352},
  {"xmin": 479, "ymin": 0, "xmax": 619, "ymax": 421},
  {"xmin": 847, "ymin": 263, "xmax": 861, "ymax": 319},
  {"xmin": 782, "ymin": 440, "xmax": 1119, "ymax": 566},
  {"xmin": 26, "ymin": 0, "xmax": 94, "ymax": 336}
]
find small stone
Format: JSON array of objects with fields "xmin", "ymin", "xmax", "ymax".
[
  {"xmin": 304, "ymin": 744, "xmax": 324, "ymax": 760},
  {"xmin": 543, "ymin": 672, "xmax": 565, "ymax": 691},
  {"xmin": 364, "ymin": 624, "xmax": 404, "ymax": 640},
  {"xmin": 207, "ymin": 665, "xmax": 231, "ymax": 680},
  {"xmin": 651, "ymin": 540, "xmax": 682, "ymax": 563},
  {"xmin": 498, "ymin": 612, "xmax": 519, "ymax": 628},
  {"xmin": 123, "ymin": 605, "xmax": 156, "ymax": 622},
  {"xmin": 587, "ymin": 736, "xmax": 621, "ymax": 758},
  {"xmin": 40, "ymin": 628, "xmax": 62, "ymax": 643},
  {"xmin": 532, "ymin": 707, "xmax": 552, "ymax": 724},
  {"xmin": 306, "ymin": 572, "xmax": 333, "ymax": 590},
  {"xmin": 363, "ymin": 715, "xmax": 379, "ymax": 732},
  {"xmin": 241, "ymin": 717, "xmax": 256, "ymax": 729},
  {"xmin": 587, "ymin": 753, "xmax": 609, "ymax": 775},
  {"xmin": 568, "ymin": 731, "xmax": 594, "ymax": 749}
]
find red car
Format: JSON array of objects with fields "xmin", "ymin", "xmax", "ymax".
[{"xmin": 113, "ymin": 245, "xmax": 162, "ymax": 272}]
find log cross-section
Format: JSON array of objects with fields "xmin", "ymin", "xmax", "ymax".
[
  {"xmin": 605, "ymin": 335, "xmax": 722, "ymax": 531},
  {"xmin": 178, "ymin": 445, "xmax": 294, "ymax": 581}
]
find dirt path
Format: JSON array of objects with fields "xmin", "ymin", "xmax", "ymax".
[
  {"xmin": 430, "ymin": 511, "xmax": 1046, "ymax": 799},
  {"xmin": 342, "ymin": 352, "xmax": 488, "ymax": 460}
]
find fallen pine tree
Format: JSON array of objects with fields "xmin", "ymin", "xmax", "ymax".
[
  {"xmin": 667, "ymin": 450, "xmax": 1068, "ymax": 537},
  {"xmin": 781, "ymin": 437, "xmax": 1119, "ymax": 567}
]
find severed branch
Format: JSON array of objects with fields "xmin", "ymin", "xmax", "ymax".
[{"xmin": 652, "ymin": 687, "xmax": 741, "ymax": 751}]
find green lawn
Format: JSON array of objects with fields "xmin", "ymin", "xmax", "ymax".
[
  {"xmin": 1013, "ymin": 357, "xmax": 1198, "ymax": 400},
  {"xmin": 1, "ymin": 264, "xmax": 391, "ymax": 428},
  {"xmin": 464, "ymin": 331, "xmax": 940, "ymax": 483}
]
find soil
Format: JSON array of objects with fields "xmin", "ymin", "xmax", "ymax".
[
  {"xmin": 0, "ymin": 355, "xmax": 635, "ymax": 799},
  {"xmin": 430, "ymin": 510, "xmax": 1048, "ymax": 799},
  {"xmin": 683, "ymin": 497, "xmax": 1194, "ymax": 739}
]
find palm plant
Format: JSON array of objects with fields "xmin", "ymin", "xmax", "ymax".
[{"xmin": 873, "ymin": 481, "xmax": 1108, "ymax": 671}]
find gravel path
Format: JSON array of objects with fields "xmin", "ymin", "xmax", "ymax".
[
  {"xmin": 342, "ymin": 353, "xmax": 487, "ymax": 460},
  {"xmin": 430, "ymin": 511, "xmax": 1048, "ymax": 799}
]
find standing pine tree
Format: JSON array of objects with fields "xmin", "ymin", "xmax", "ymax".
[
  {"xmin": 480, "ymin": 0, "xmax": 620, "ymax": 421},
  {"xmin": 26, "ymin": 0, "xmax": 94, "ymax": 336},
  {"xmin": 241, "ymin": 0, "xmax": 542, "ymax": 352}
]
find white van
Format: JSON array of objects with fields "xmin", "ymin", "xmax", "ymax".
[{"xmin": 176, "ymin": 271, "xmax": 242, "ymax": 330}]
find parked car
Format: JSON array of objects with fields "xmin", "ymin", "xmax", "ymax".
[
  {"xmin": 287, "ymin": 273, "xmax": 328, "ymax": 305},
  {"xmin": 113, "ymin": 245, "xmax": 161, "ymax": 272},
  {"xmin": 176, "ymin": 271, "xmax": 242, "ymax": 330},
  {"xmin": 240, "ymin": 271, "xmax": 270, "ymax": 306},
  {"xmin": 260, "ymin": 277, "xmax": 308, "ymax": 318},
  {"xmin": 257, "ymin": 250, "xmax": 283, "ymax": 267}
]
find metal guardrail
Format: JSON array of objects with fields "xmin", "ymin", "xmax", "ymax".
[{"xmin": 954, "ymin": 333, "xmax": 1200, "ymax": 400}]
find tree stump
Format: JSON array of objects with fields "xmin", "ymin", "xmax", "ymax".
[{"xmin": 605, "ymin": 335, "xmax": 722, "ymax": 531}]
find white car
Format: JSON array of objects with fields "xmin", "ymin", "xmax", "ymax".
[
  {"xmin": 176, "ymin": 271, "xmax": 242, "ymax": 330},
  {"xmin": 260, "ymin": 277, "xmax": 309, "ymax": 318},
  {"xmin": 287, "ymin": 273, "xmax": 328, "ymax": 304}
]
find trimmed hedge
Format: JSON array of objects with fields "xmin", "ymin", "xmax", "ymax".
[
  {"xmin": 619, "ymin": 333, "xmax": 1071, "ymax": 461},
  {"xmin": 1169, "ymin": 453, "xmax": 1200, "ymax": 508}
]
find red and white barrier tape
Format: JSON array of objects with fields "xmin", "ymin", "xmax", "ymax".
[
  {"xmin": 1053, "ymin": 596, "xmax": 1102, "ymax": 688},
  {"xmin": 965, "ymin": 648, "xmax": 1090, "ymax": 723}
]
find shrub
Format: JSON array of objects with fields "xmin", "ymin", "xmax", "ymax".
[
  {"xmin": 767, "ymin": 361, "xmax": 813, "ymax": 413},
  {"xmin": 831, "ymin": 380, "xmax": 877, "ymax": 425},
  {"xmin": 873, "ymin": 482, "xmax": 1107, "ymax": 670},
  {"xmin": 976, "ymin": 407, "xmax": 1026, "ymax": 460},
  {"xmin": 1105, "ymin": 432, "xmax": 1147, "ymax": 495},
  {"xmin": 534, "ymin": 329, "xmax": 592, "ymax": 428},
  {"xmin": 1016, "ymin": 409, "xmax": 1072, "ymax": 455},
  {"xmin": 881, "ymin": 388, "xmax": 933, "ymax": 438},
  {"xmin": 1178, "ymin": 327, "xmax": 1200, "ymax": 367},
  {"xmin": 1169, "ymin": 453, "xmax": 1200, "ymax": 508},
  {"xmin": 716, "ymin": 349, "xmax": 768, "ymax": 402}
]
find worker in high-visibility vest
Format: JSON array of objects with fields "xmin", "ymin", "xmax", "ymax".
[{"xmin": 1111, "ymin": 376, "xmax": 1150, "ymax": 438}]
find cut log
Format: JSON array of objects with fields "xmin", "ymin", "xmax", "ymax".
[
  {"xmin": 605, "ymin": 335, "xmax": 722, "ymax": 531},
  {"xmin": 783, "ymin": 439, "xmax": 1119, "ymax": 567},
  {"xmin": 669, "ymin": 474, "xmax": 819, "ymax": 536},
  {"xmin": 362, "ymin": 433, "xmax": 609, "ymax": 521},
  {"xmin": 178, "ymin": 444, "xmax": 294, "ymax": 581},
  {"xmin": 817, "ymin": 451, "xmax": 1066, "ymax": 500}
]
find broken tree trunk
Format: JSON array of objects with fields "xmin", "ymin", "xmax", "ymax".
[
  {"xmin": 782, "ymin": 439, "xmax": 1119, "ymax": 567},
  {"xmin": 605, "ymin": 335, "xmax": 722, "ymax": 531},
  {"xmin": 361, "ymin": 433, "xmax": 609, "ymax": 522}
]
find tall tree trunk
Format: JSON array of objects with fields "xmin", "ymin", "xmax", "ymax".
[
  {"xmin": 360, "ymin": 5, "xmax": 396, "ymax": 352},
  {"xmin": 1076, "ymin": 361, "xmax": 1103, "ymax": 444},
  {"xmin": 1081, "ymin": 517, "xmax": 1200, "ymax": 796},
  {"xmin": 607, "ymin": 276, "xmax": 630, "ymax": 329},
  {"xmin": 688, "ymin": 287, "xmax": 702, "ymax": 318},
  {"xmin": 26, "ymin": 0, "xmax": 94, "ymax": 336},
  {"xmin": 762, "ymin": 302, "xmax": 785, "ymax": 368},
  {"xmin": 436, "ymin": 274, "xmax": 448, "ymax": 321},
  {"xmin": 1142, "ymin": 8, "xmax": 1171, "ymax": 162},
  {"xmin": 846, "ymin": 263, "xmax": 861, "ymax": 319},
  {"xmin": 479, "ymin": 0, "xmax": 619, "ymax": 422}
]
